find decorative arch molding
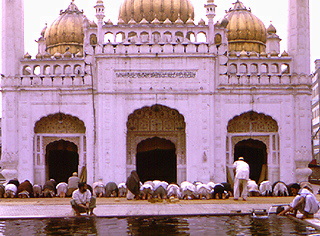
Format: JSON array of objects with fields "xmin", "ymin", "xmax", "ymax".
[
  {"xmin": 226, "ymin": 110, "xmax": 280, "ymax": 183},
  {"xmin": 227, "ymin": 110, "xmax": 278, "ymax": 133},
  {"xmin": 126, "ymin": 104, "xmax": 186, "ymax": 183},
  {"xmin": 33, "ymin": 113, "xmax": 86, "ymax": 185},
  {"xmin": 34, "ymin": 113, "xmax": 86, "ymax": 134},
  {"xmin": 127, "ymin": 104, "xmax": 186, "ymax": 132}
]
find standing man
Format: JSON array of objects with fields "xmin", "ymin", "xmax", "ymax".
[
  {"xmin": 71, "ymin": 182, "xmax": 96, "ymax": 216},
  {"xmin": 233, "ymin": 157, "xmax": 250, "ymax": 201}
]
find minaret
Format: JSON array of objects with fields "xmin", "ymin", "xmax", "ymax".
[
  {"xmin": 2, "ymin": 0, "xmax": 25, "ymax": 76},
  {"xmin": 95, "ymin": 0, "xmax": 105, "ymax": 45},
  {"xmin": 288, "ymin": 0, "xmax": 310, "ymax": 74},
  {"xmin": 205, "ymin": 0, "xmax": 216, "ymax": 44}
]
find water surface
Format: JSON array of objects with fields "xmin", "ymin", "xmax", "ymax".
[{"xmin": 0, "ymin": 215, "xmax": 318, "ymax": 235}]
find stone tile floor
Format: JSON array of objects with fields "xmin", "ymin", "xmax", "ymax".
[{"xmin": 0, "ymin": 197, "xmax": 318, "ymax": 219}]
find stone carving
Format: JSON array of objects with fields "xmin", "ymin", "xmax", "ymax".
[
  {"xmin": 126, "ymin": 104, "xmax": 186, "ymax": 183},
  {"xmin": 116, "ymin": 71, "xmax": 196, "ymax": 79},
  {"xmin": 228, "ymin": 111, "xmax": 278, "ymax": 133},
  {"xmin": 34, "ymin": 113, "xmax": 86, "ymax": 133},
  {"xmin": 127, "ymin": 105, "xmax": 185, "ymax": 132}
]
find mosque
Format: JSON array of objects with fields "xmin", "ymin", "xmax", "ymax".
[{"xmin": 0, "ymin": 0, "xmax": 313, "ymax": 186}]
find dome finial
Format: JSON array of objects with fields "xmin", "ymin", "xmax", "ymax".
[{"xmin": 229, "ymin": 0, "xmax": 249, "ymax": 12}]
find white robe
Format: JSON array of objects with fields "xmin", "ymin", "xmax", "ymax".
[
  {"xmin": 233, "ymin": 160, "xmax": 250, "ymax": 199},
  {"xmin": 291, "ymin": 188, "xmax": 319, "ymax": 214}
]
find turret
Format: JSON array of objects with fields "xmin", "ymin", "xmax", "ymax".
[
  {"xmin": 2, "ymin": 0, "xmax": 25, "ymax": 76},
  {"xmin": 266, "ymin": 23, "xmax": 281, "ymax": 54},
  {"xmin": 205, "ymin": 0, "xmax": 216, "ymax": 44},
  {"xmin": 95, "ymin": 0, "xmax": 105, "ymax": 45}
]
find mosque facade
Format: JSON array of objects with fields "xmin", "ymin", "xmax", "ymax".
[{"xmin": 0, "ymin": 0, "xmax": 313, "ymax": 185}]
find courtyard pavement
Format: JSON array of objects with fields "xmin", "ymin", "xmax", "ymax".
[
  {"xmin": 2, "ymin": 197, "xmax": 320, "ymax": 230},
  {"xmin": 0, "ymin": 197, "xmax": 318, "ymax": 218}
]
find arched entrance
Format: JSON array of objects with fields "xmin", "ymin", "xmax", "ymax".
[
  {"xmin": 226, "ymin": 111, "xmax": 279, "ymax": 184},
  {"xmin": 46, "ymin": 140, "xmax": 79, "ymax": 183},
  {"xmin": 127, "ymin": 104, "xmax": 186, "ymax": 184},
  {"xmin": 234, "ymin": 139, "xmax": 267, "ymax": 183},
  {"xmin": 34, "ymin": 113, "xmax": 86, "ymax": 185},
  {"xmin": 136, "ymin": 137, "xmax": 177, "ymax": 183}
]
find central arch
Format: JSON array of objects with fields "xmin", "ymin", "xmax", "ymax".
[
  {"xmin": 136, "ymin": 137, "xmax": 177, "ymax": 183},
  {"xmin": 127, "ymin": 104, "xmax": 186, "ymax": 184}
]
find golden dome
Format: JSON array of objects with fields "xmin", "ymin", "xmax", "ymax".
[
  {"xmin": 44, "ymin": 1, "xmax": 86, "ymax": 55},
  {"xmin": 225, "ymin": 1, "xmax": 267, "ymax": 53},
  {"xmin": 119, "ymin": 0, "xmax": 194, "ymax": 24}
]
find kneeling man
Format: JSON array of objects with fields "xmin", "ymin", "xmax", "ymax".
[
  {"xmin": 278, "ymin": 185, "xmax": 319, "ymax": 219},
  {"xmin": 71, "ymin": 182, "xmax": 96, "ymax": 216}
]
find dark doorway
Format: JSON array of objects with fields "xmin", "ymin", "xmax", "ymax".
[
  {"xmin": 136, "ymin": 137, "xmax": 177, "ymax": 183},
  {"xmin": 46, "ymin": 140, "xmax": 79, "ymax": 183},
  {"xmin": 234, "ymin": 139, "xmax": 267, "ymax": 183}
]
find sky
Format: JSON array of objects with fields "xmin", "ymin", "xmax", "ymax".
[{"xmin": 1, "ymin": 0, "xmax": 320, "ymax": 72}]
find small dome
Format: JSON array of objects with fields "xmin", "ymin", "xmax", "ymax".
[
  {"xmin": 24, "ymin": 52, "xmax": 32, "ymax": 59},
  {"xmin": 119, "ymin": 0, "xmax": 194, "ymax": 24},
  {"xmin": 41, "ymin": 24, "xmax": 47, "ymax": 37},
  {"xmin": 225, "ymin": 1, "xmax": 267, "ymax": 53},
  {"xmin": 36, "ymin": 53, "xmax": 43, "ymax": 59},
  {"xmin": 267, "ymin": 24, "xmax": 277, "ymax": 34},
  {"xmin": 281, "ymin": 51, "xmax": 289, "ymax": 57},
  {"xmin": 44, "ymin": 1, "xmax": 87, "ymax": 55}
]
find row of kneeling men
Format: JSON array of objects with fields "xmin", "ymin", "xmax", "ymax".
[
  {"xmin": 129, "ymin": 180, "xmax": 309, "ymax": 200},
  {"xmin": 135, "ymin": 181, "xmax": 233, "ymax": 200},
  {"xmin": 0, "ymin": 179, "xmax": 232, "ymax": 199},
  {"xmin": 0, "ymin": 179, "xmax": 127, "ymax": 198},
  {"xmin": 247, "ymin": 180, "xmax": 313, "ymax": 196},
  {"xmin": 0, "ymin": 178, "xmax": 311, "ymax": 199}
]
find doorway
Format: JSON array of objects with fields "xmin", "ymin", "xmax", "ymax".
[
  {"xmin": 46, "ymin": 140, "xmax": 79, "ymax": 183},
  {"xmin": 234, "ymin": 139, "xmax": 267, "ymax": 183},
  {"xmin": 136, "ymin": 137, "xmax": 177, "ymax": 183}
]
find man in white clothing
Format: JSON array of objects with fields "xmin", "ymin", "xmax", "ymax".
[
  {"xmin": 71, "ymin": 182, "xmax": 96, "ymax": 216},
  {"xmin": 278, "ymin": 185, "xmax": 319, "ymax": 219},
  {"xmin": 233, "ymin": 157, "xmax": 250, "ymax": 201}
]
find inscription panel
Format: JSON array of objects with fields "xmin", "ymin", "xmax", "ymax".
[{"xmin": 115, "ymin": 71, "xmax": 197, "ymax": 79}]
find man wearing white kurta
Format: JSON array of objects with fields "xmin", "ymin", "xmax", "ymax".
[
  {"xmin": 233, "ymin": 157, "xmax": 250, "ymax": 201},
  {"xmin": 71, "ymin": 182, "xmax": 96, "ymax": 216},
  {"xmin": 278, "ymin": 186, "xmax": 319, "ymax": 218}
]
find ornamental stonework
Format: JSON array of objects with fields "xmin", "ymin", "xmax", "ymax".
[
  {"xmin": 228, "ymin": 111, "xmax": 278, "ymax": 133},
  {"xmin": 34, "ymin": 113, "xmax": 86, "ymax": 133},
  {"xmin": 127, "ymin": 105, "xmax": 185, "ymax": 132}
]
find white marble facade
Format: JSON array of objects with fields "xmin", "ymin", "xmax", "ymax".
[{"xmin": 0, "ymin": 0, "xmax": 313, "ymax": 185}]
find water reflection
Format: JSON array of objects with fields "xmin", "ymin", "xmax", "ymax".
[
  {"xmin": 44, "ymin": 217, "xmax": 97, "ymax": 235},
  {"xmin": 127, "ymin": 217, "xmax": 189, "ymax": 235},
  {"xmin": 0, "ymin": 215, "xmax": 319, "ymax": 235}
]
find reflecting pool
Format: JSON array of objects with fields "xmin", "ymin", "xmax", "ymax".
[{"xmin": 0, "ymin": 215, "xmax": 319, "ymax": 235}]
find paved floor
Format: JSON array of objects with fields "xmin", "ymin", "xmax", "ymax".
[
  {"xmin": 0, "ymin": 197, "xmax": 317, "ymax": 219},
  {"xmin": 2, "ymin": 197, "xmax": 320, "ymax": 231}
]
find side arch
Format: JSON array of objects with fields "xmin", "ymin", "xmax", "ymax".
[
  {"xmin": 226, "ymin": 111, "xmax": 280, "ymax": 184},
  {"xmin": 34, "ymin": 113, "xmax": 86, "ymax": 185}
]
